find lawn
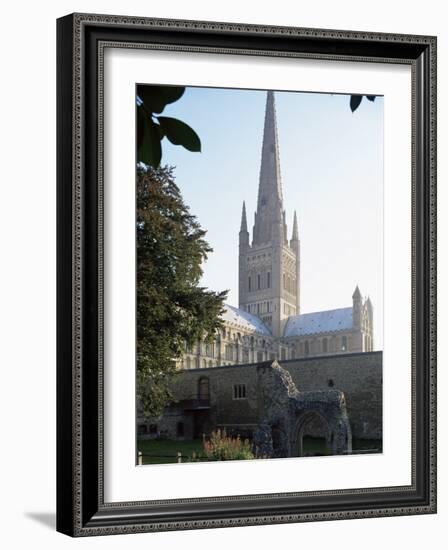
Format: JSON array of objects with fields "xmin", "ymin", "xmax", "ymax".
[
  {"xmin": 301, "ymin": 437, "xmax": 382, "ymax": 456},
  {"xmin": 138, "ymin": 438, "xmax": 204, "ymax": 464},
  {"xmin": 137, "ymin": 437, "xmax": 383, "ymax": 465}
]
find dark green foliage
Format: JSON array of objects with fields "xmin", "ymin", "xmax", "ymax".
[
  {"xmin": 137, "ymin": 85, "xmax": 201, "ymax": 168},
  {"xmin": 350, "ymin": 94, "xmax": 377, "ymax": 112},
  {"xmin": 138, "ymin": 85, "xmax": 186, "ymax": 114},
  {"xmin": 158, "ymin": 116, "xmax": 201, "ymax": 152},
  {"xmin": 137, "ymin": 166, "xmax": 227, "ymax": 417},
  {"xmin": 139, "ymin": 113, "xmax": 162, "ymax": 168}
]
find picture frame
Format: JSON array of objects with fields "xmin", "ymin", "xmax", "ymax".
[{"xmin": 56, "ymin": 12, "xmax": 437, "ymax": 536}]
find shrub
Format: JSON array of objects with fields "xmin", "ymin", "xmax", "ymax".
[{"xmin": 203, "ymin": 429, "xmax": 254, "ymax": 461}]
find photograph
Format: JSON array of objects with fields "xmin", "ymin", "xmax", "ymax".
[
  {"xmin": 54, "ymin": 8, "xmax": 437, "ymax": 538},
  {"xmin": 135, "ymin": 84, "xmax": 384, "ymax": 465}
]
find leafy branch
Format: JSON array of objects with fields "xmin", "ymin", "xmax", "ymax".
[{"xmin": 137, "ymin": 85, "xmax": 201, "ymax": 168}]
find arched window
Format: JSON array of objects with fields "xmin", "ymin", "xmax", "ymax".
[
  {"xmin": 342, "ymin": 336, "xmax": 347, "ymax": 351},
  {"xmin": 202, "ymin": 359, "xmax": 207, "ymax": 368},
  {"xmin": 195, "ymin": 357, "xmax": 200, "ymax": 369},
  {"xmin": 225, "ymin": 344, "xmax": 233, "ymax": 360},
  {"xmin": 322, "ymin": 338, "xmax": 328, "ymax": 353},
  {"xmin": 186, "ymin": 357, "xmax": 191, "ymax": 369},
  {"xmin": 198, "ymin": 377, "xmax": 210, "ymax": 400}
]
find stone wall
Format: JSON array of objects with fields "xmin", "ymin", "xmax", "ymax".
[
  {"xmin": 283, "ymin": 353, "xmax": 382, "ymax": 439},
  {"xmin": 139, "ymin": 351, "xmax": 382, "ymax": 441}
]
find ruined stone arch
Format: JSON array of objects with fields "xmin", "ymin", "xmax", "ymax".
[
  {"xmin": 253, "ymin": 361, "xmax": 352, "ymax": 459},
  {"xmin": 292, "ymin": 410, "xmax": 332, "ymax": 457}
]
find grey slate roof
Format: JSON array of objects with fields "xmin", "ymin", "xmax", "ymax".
[
  {"xmin": 283, "ymin": 307, "xmax": 353, "ymax": 337},
  {"xmin": 222, "ymin": 304, "xmax": 271, "ymax": 336}
]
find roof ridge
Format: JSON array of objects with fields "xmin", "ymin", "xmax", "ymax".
[
  {"xmin": 283, "ymin": 306, "xmax": 353, "ymax": 338},
  {"xmin": 287, "ymin": 306, "xmax": 352, "ymax": 319},
  {"xmin": 223, "ymin": 303, "xmax": 271, "ymax": 336}
]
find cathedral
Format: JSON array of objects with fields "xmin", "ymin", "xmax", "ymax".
[{"xmin": 178, "ymin": 91, "xmax": 374, "ymax": 371}]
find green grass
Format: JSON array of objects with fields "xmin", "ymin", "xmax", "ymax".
[
  {"xmin": 301, "ymin": 436, "xmax": 331, "ymax": 456},
  {"xmin": 138, "ymin": 437, "xmax": 383, "ymax": 464},
  {"xmin": 301, "ymin": 437, "xmax": 382, "ymax": 457},
  {"xmin": 138, "ymin": 438, "xmax": 203, "ymax": 465}
]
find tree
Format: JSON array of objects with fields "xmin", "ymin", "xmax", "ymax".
[
  {"xmin": 137, "ymin": 166, "xmax": 227, "ymax": 417},
  {"xmin": 137, "ymin": 85, "xmax": 201, "ymax": 168}
]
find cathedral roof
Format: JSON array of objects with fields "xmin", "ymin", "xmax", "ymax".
[
  {"xmin": 283, "ymin": 307, "xmax": 353, "ymax": 337},
  {"xmin": 222, "ymin": 304, "xmax": 272, "ymax": 336}
]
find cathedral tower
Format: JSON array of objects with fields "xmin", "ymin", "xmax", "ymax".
[{"xmin": 239, "ymin": 91, "xmax": 300, "ymax": 337}]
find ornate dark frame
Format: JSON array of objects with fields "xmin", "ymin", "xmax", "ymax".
[{"xmin": 56, "ymin": 13, "xmax": 437, "ymax": 537}]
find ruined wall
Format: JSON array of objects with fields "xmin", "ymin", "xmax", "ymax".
[{"xmin": 283, "ymin": 352, "xmax": 382, "ymax": 440}]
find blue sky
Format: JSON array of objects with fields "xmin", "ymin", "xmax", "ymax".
[{"xmin": 146, "ymin": 86, "xmax": 384, "ymax": 349}]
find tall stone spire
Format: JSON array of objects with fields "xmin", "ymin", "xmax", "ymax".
[
  {"xmin": 291, "ymin": 210, "xmax": 299, "ymax": 241},
  {"xmin": 252, "ymin": 91, "xmax": 284, "ymax": 246},
  {"xmin": 239, "ymin": 90, "xmax": 300, "ymax": 335},
  {"xmin": 239, "ymin": 201, "xmax": 249, "ymax": 248},
  {"xmin": 240, "ymin": 201, "xmax": 248, "ymax": 233},
  {"xmin": 290, "ymin": 210, "xmax": 301, "ymax": 314}
]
